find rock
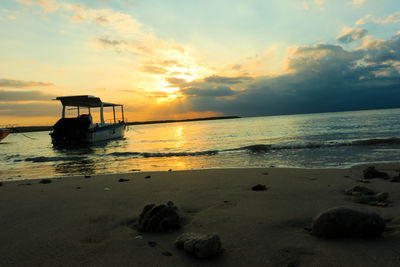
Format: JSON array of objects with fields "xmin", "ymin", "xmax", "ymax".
[
  {"xmin": 344, "ymin": 185, "xmax": 376, "ymax": 196},
  {"xmin": 148, "ymin": 241, "xmax": 157, "ymax": 247},
  {"xmin": 39, "ymin": 179, "xmax": 51, "ymax": 184},
  {"xmin": 252, "ymin": 184, "xmax": 267, "ymax": 191},
  {"xmin": 363, "ymin": 166, "xmax": 389, "ymax": 179},
  {"xmin": 145, "ymin": 175, "xmax": 151, "ymax": 179},
  {"xmin": 390, "ymin": 177, "xmax": 400, "ymax": 182},
  {"xmin": 162, "ymin": 251, "xmax": 172, "ymax": 256},
  {"xmin": 353, "ymin": 192, "xmax": 389, "ymax": 205},
  {"xmin": 118, "ymin": 178, "xmax": 130, "ymax": 182},
  {"xmin": 311, "ymin": 207, "xmax": 386, "ymax": 238},
  {"xmin": 84, "ymin": 175, "xmax": 91, "ymax": 179},
  {"xmin": 356, "ymin": 179, "xmax": 371, "ymax": 184},
  {"xmin": 138, "ymin": 201, "xmax": 180, "ymax": 232},
  {"xmin": 175, "ymin": 232, "xmax": 222, "ymax": 258}
]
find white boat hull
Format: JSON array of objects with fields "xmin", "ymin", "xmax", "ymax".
[{"xmin": 87, "ymin": 123, "xmax": 125, "ymax": 142}]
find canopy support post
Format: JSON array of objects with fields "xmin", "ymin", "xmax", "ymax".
[{"xmin": 113, "ymin": 106, "xmax": 116, "ymax": 123}]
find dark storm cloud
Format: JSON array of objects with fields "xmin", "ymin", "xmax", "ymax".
[
  {"xmin": 0, "ymin": 90, "xmax": 58, "ymax": 102},
  {"xmin": 178, "ymin": 34, "xmax": 400, "ymax": 117},
  {"xmin": 364, "ymin": 34, "xmax": 400, "ymax": 63},
  {"xmin": 182, "ymin": 86, "xmax": 236, "ymax": 97},
  {"xmin": 204, "ymin": 75, "xmax": 253, "ymax": 84},
  {"xmin": 336, "ymin": 28, "xmax": 368, "ymax": 43},
  {"xmin": 0, "ymin": 78, "xmax": 54, "ymax": 88}
]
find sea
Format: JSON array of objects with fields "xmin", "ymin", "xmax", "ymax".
[{"xmin": 1, "ymin": 108, "xmax": 400, "ymax": 181}]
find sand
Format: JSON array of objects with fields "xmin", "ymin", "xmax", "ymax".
[{"xmin": 1, "ymin": 163, "xmax": 400, "ymax": 266}]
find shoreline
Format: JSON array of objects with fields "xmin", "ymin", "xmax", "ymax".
[
  {"xmin": 1, "ymin": 164, "xmax": 400, "ymax": 266},
  {"xmin": 3, "ymin": 161, "xmax": 400, "ymax": 182}
]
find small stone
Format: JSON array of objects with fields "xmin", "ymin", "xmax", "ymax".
[
  {"xmin": 76, "ymin": 187, "xmax": 81, "ymax": 189},
  {"xmin": 175, "ymin": 232, "xmax": 222, "ymax": 258},
  {"xmin": 145, "ymin": 175, "xmax": 151, "ymax": 179},
  {"xmin": 162, "ymin": 251, "xmax": 172, "ymax": 256},
  {"xmin": 353, "ymin": 191, "xmax": 389, "ymax": 205},
  {"xmin": 344, "ymin": 185, "xmax": 376, "ymax": 196},
  {"xmin": 263, "ymin": 172, "xmax": 269, "ymax": 175},
  {"xmin": 148, "ymin": 241, "xmax": 157, "ymax": 247},
  {"xmin": 135, "ymin": 235, "xmax": 143, "ymax": 239},
  {"xmin": 363, "ymin": 166, "xmax": 389, "ymax": 179},
  {"xmin": 311, "ymin": 207, "xmax": 386, "ymax": 238},
  {"xmin": 39, "ymin": 179, "xmax": 51, "ymax": 184},
  {"xmin": 84, "ymin": 175, "xmax": 91, "ymax": 179},
  {"xmin": 118, "ymin": 178, "xmax": 130, "ymax": 182},
  {"xmin": 390, "ymin": 177, "xmax": 400, "ymax": 183},
  {"xmin": 252, "ymin": 184, "xmax": 267, "ymax": 191},
  {"xmin": 356, "ymin": 179, "xmax": 371, "ymax": 184},
  {"xmin": 130, "ymin": 169, "xmax": 141, "ymax": 172},
  {"xmin": 168, "ymin": 169, "xmax": 172, "ymax": 172},
  {"xmin": 104, "ymin": 187, "xmax": 111, "ymax": 191}
]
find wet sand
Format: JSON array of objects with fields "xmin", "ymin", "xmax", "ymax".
[{"xmin": 1, "ymin": 164, "xmax": 400, "ymax": 266}]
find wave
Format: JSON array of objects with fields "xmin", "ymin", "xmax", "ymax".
[
  {"xmin": 25, "ymin": 156, "xmax": 86, "ymax": 162},
  {"xmin": 233, "ymin": 137, "xmax": 400, "ymax": 153},
  {"xmin": 22, "ymin": 137, "xmax": 400, "ymax": 163},
  {"xmin": 107, "ymin": 150, "xmax": 218, "ymax": 158}
]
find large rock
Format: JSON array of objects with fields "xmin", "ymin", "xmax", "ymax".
[
  {"xmin": 363, "ymin": 166, "xmax": 389, "ymax": 179},
  {"xmin": 175, "ymin": 232, "xmax": 222, "ymax": 258},
  {"xmin": 138, "ymin": 201, "xmax": 180, "ymax": 232},
  {"xmin": 311, "ymin": 207, "xmax": 386, "ymax": 238}
]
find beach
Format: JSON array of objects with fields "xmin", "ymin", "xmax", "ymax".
[{"xmin": 1, "ymin": 164, "xmax": 400, "ymax": 266}]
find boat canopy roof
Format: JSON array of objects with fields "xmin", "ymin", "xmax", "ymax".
[{"xmin": 55, "ymin": 95, "xmax": 123, "ymax": 108}]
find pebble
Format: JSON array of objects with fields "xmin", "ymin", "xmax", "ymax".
[{"xmin": 252, "ymin": 184, "xmax": 267, "ymax": 191}]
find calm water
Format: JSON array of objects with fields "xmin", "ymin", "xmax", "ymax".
[{"xmin": 2, "ymin": 108, "xmax": 400, "ymax": 181}]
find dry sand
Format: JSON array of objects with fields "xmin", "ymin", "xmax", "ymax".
[{"xmin": 1, "ymin": 163, "xmax": 400, "ymax": 266}]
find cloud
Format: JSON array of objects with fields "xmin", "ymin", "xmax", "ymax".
[
  {"xmin": 352, "ymin": 0, "xmax": 365, "ymax": 7},
  {"xmin": 182, "ymin": 86, "xmax": 237, "ymax": 97},
  {"xmin": 336, "ymin": 27, "xmax": 368, "ymax": 43},
  {"xmin": 170, "ymin": 33, "xmax": 400, "ymax": 117},
  {"xmin": 0, "ymin": 90, "xmax": 57, "ymax": 101},
  {"xmin": 0, "ymin": 102, "xmax": 59, "ymax": 117},
  {"xmin": 0, "ymin": 78, "xmax": 54, "ymax": 88},
  {"xmin": 362, "ymin": 34, "xmax": 400, "ymax": 63},
  {"xmin": 17, "ymin": 0, "xmax": 140, "ymax": 34},
  {"xmin": 357, "ymin": 11, "xmax": 400, "ymax": 25},
  {"xmin": 204, "ymin": 75, "xmax": 253, "ymax": 84}
]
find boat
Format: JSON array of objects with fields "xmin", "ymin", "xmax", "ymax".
[
  {"xmin": 50, "ymin": 95, "xmax": 126, "ymax": 146},
  {"xmin": 0, "ymin": 127, "xmax": 11, "ymax": 142}
]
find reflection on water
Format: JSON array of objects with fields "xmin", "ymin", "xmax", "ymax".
[{"xmin": 2, "ymin": 108, "xmax": 400, "ymax": 180}]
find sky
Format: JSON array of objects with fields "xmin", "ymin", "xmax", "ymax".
[{"xmin": 1, "ymin": 0, "xmax": 400, "ymax": 125}]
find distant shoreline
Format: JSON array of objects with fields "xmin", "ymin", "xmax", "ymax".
[{"xmin": 11, "ymin": 116, "xmax": 241, "ymax": 133}]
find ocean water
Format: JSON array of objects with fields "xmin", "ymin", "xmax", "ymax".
[{"xmin": 1, "ymin": 108, "xmax": 400, "ymax": 181}]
